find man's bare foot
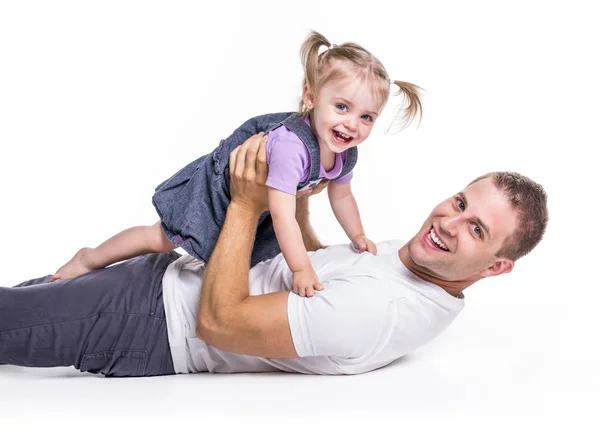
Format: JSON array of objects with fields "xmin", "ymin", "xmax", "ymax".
[{"xmin": 50, "ymin": 247, "xmax": 96, "ymax": 282}]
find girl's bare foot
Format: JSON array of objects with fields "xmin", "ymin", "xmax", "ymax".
[{"xmin": 50, "ymin": 247, "xmax": 96, "ymax": 282}]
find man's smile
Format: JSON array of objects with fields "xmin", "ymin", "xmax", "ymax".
[{"xmin": 426, "ymin": 226, "xmax": 449, "ymax": 252}]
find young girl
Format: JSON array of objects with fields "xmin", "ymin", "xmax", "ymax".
[{"xmin": 51, "ymin": 31, "xmax": 422, "ymax": 297}]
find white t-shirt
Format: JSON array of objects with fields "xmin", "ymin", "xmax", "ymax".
[{"xmin": 161, "ymin": 240, "xmax": 465, "ymax": 375}]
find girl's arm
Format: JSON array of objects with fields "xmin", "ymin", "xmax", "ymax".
[
  {"xmin": 328, "ymin": 181, "xmax": 377, "ymax": 254},
  {"xmin": 269, "ymin": 187, "xmax": 323, "ymax": 297}
]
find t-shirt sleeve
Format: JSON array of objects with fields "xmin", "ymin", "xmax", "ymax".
[
  {"xmin": 333, "ymin": 150, "xmax": 354, "ymax": 184},
  {"xmin": 333, "ymin": 170, "xmax": 353, "ymax": 184},
  {"xmin": 265, "ymin": 130, "xmax": 309, "ymax": 195},
  {"xmin": 286, "ymin": 277, "xmax": 391, "ymax": 359}
]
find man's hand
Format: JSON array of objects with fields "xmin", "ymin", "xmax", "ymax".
[
  {"xmin": 228, "ymin": 133, "xmax": 269, "ymax": 215},
  {"xmin": 227, "ymin": 132, "xmax": 326, "ymax": 254},
  {"xmin": 296, "ymin": 179, "xmax": 330, "ymax": 199}
]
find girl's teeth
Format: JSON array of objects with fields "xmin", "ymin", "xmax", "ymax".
[{"xmin": 335, "ymin": 130, "xmax": 350, "ymax": 141}]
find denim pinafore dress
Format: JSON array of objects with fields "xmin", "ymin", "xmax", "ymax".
[{"xmin": 151, "ymin": 112, "xmax": 358, "ymax": 266}]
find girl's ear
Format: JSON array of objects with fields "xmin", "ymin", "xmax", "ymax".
[{"xmin": 302, "ymin": 84, "xmax": 315, "ymax": 110}]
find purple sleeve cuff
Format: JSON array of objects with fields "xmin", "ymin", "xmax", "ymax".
[
  {"xmin": 265, "ymin": 178, "xmax": 297, "ymax": 195},
  {"xmin": 334, "ymin": 171, "xmax": 353, "ymax": 184}
]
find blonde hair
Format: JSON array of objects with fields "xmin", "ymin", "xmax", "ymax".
[{"xmin": 298, "ymin": 31, "xmax": 422, "ymax": 129}]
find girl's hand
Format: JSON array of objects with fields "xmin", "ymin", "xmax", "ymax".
[
  {"xmin": 351, "ymin": 235, "xmax": 378, "ymax": 255},
  {"xmin": 292, "ymin": 267, "xmax": 323, "ymax": 298}
]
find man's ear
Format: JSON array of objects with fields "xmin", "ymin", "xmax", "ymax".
[
  {"xmin": 302, "ymin": 84, "xmax": 315, "ymax": 110},
  {"xmin": 480, "ymin": 258, "xmax": 514, "ymax": 278}
]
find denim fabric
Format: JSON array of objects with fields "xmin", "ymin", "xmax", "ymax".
[
  {"xmin": 152, "ymin": 112, "xmax": 358, "ymax": 267},
  {"xmin": 0, "ymin": 252, "xmax": 179, "ymax": 377}
]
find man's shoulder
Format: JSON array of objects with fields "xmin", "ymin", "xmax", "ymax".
[
  {"xmin": 318, "ymin": 239, "xmax": 405, "ymax": 255},
  {"xmin": 375, "ymin": 239, "xmax": 407, "ymax": 253}
]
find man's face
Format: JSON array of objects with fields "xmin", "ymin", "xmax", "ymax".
[{"xmin": 406, "ymin": 178, "xmax": 518, "ymax": 282}]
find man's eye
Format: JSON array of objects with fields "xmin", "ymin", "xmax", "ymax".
[
  {"xmin": 336, "ymin": 104, "xmax": 347, "ymax": 111},
  {"xmin": 473, "ymin": 225, "xmax": 482, "ymax": 237},
  {"xmin": 457, "ymin": 200, "xmax": 465, "ymax": 211}
]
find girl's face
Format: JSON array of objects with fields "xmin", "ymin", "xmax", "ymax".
[{"xmin": 303, "ymin": 76, "xmax": 382, "ymax": 154}]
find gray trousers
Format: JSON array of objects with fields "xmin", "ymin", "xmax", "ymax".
[{"xmin": 0, "ymin": 251, "xmax": 179, "ymax": 377}]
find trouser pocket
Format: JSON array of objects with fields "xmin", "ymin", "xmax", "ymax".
[{"xmin": 80, "ymin": 349, "xmax": 147, "ymax": 377}]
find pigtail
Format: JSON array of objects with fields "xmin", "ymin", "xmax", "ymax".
[
  {"xmin": 295, "ymin": 31, "xmax": 423, "ymax": 128},
  {"xmin": 390, "ymin": 80, "xmax": 423, "ymax": 129},
  {"xmin": 299, "ymin": 31, "xmax": 331, "ymax": 113}
]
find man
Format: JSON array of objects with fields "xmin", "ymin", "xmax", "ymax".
[{"xmin": 0, "ymin": 134, "xmax": 548, "ymax": 377}]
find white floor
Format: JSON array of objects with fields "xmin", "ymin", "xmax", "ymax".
[{"xmin": 2, "ymin": 294, "xmax": 597, "ymax": 441}]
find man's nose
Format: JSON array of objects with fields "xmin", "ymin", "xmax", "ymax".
[{"xmin": 440, "ymin": 214, "xmax": 464, "ymax": 235}]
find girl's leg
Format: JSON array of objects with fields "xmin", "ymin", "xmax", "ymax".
[
  {"xmin": 0, "ymin": 251, "xmax": 180, "ymax": 377},
  {"xmin": 51, "ymin": 221, "xmax": 176, "ymax": 281}
]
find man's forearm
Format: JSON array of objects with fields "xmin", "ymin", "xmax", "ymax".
[
  {"xmin": 295, "ymin": 196, "xmax": 325, "ymax": 252},
  {"xmin": 197, "ymin": 202, "xmax": 259, "ymax": 334}
]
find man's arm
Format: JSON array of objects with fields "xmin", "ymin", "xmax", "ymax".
[
  {"xmin": 196, "ymin": 133, "xmax": 299, "ymax": 359},
  {"xmin": 295, "ymin": 194, "xmax": 325, "ymax": 252}
]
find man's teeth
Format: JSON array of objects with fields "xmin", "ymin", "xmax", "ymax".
[{"xmin": 429, "ymin": 228, "xmax": 449, "ymax": 251}]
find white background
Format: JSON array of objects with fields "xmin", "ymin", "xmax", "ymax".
[{"xmin": 0, "ymin": 0, "xmax": 598, "ymax": 440}]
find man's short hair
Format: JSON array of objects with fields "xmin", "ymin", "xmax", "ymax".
[{"xmin": 469, "ymin": 172, "xmax": 548, "ymax": 261}]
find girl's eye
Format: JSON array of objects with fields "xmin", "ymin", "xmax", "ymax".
[
  {"xmin": 336, "ymin": 103, "xmax": 348, "ymax": 111},
  {"xmin": 473, "ymin": 225, "xmax": 482, "ymax": 237},
  {"xmin": 361, "ymin": 115, "xmax": 373, "ymax": 122}
]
